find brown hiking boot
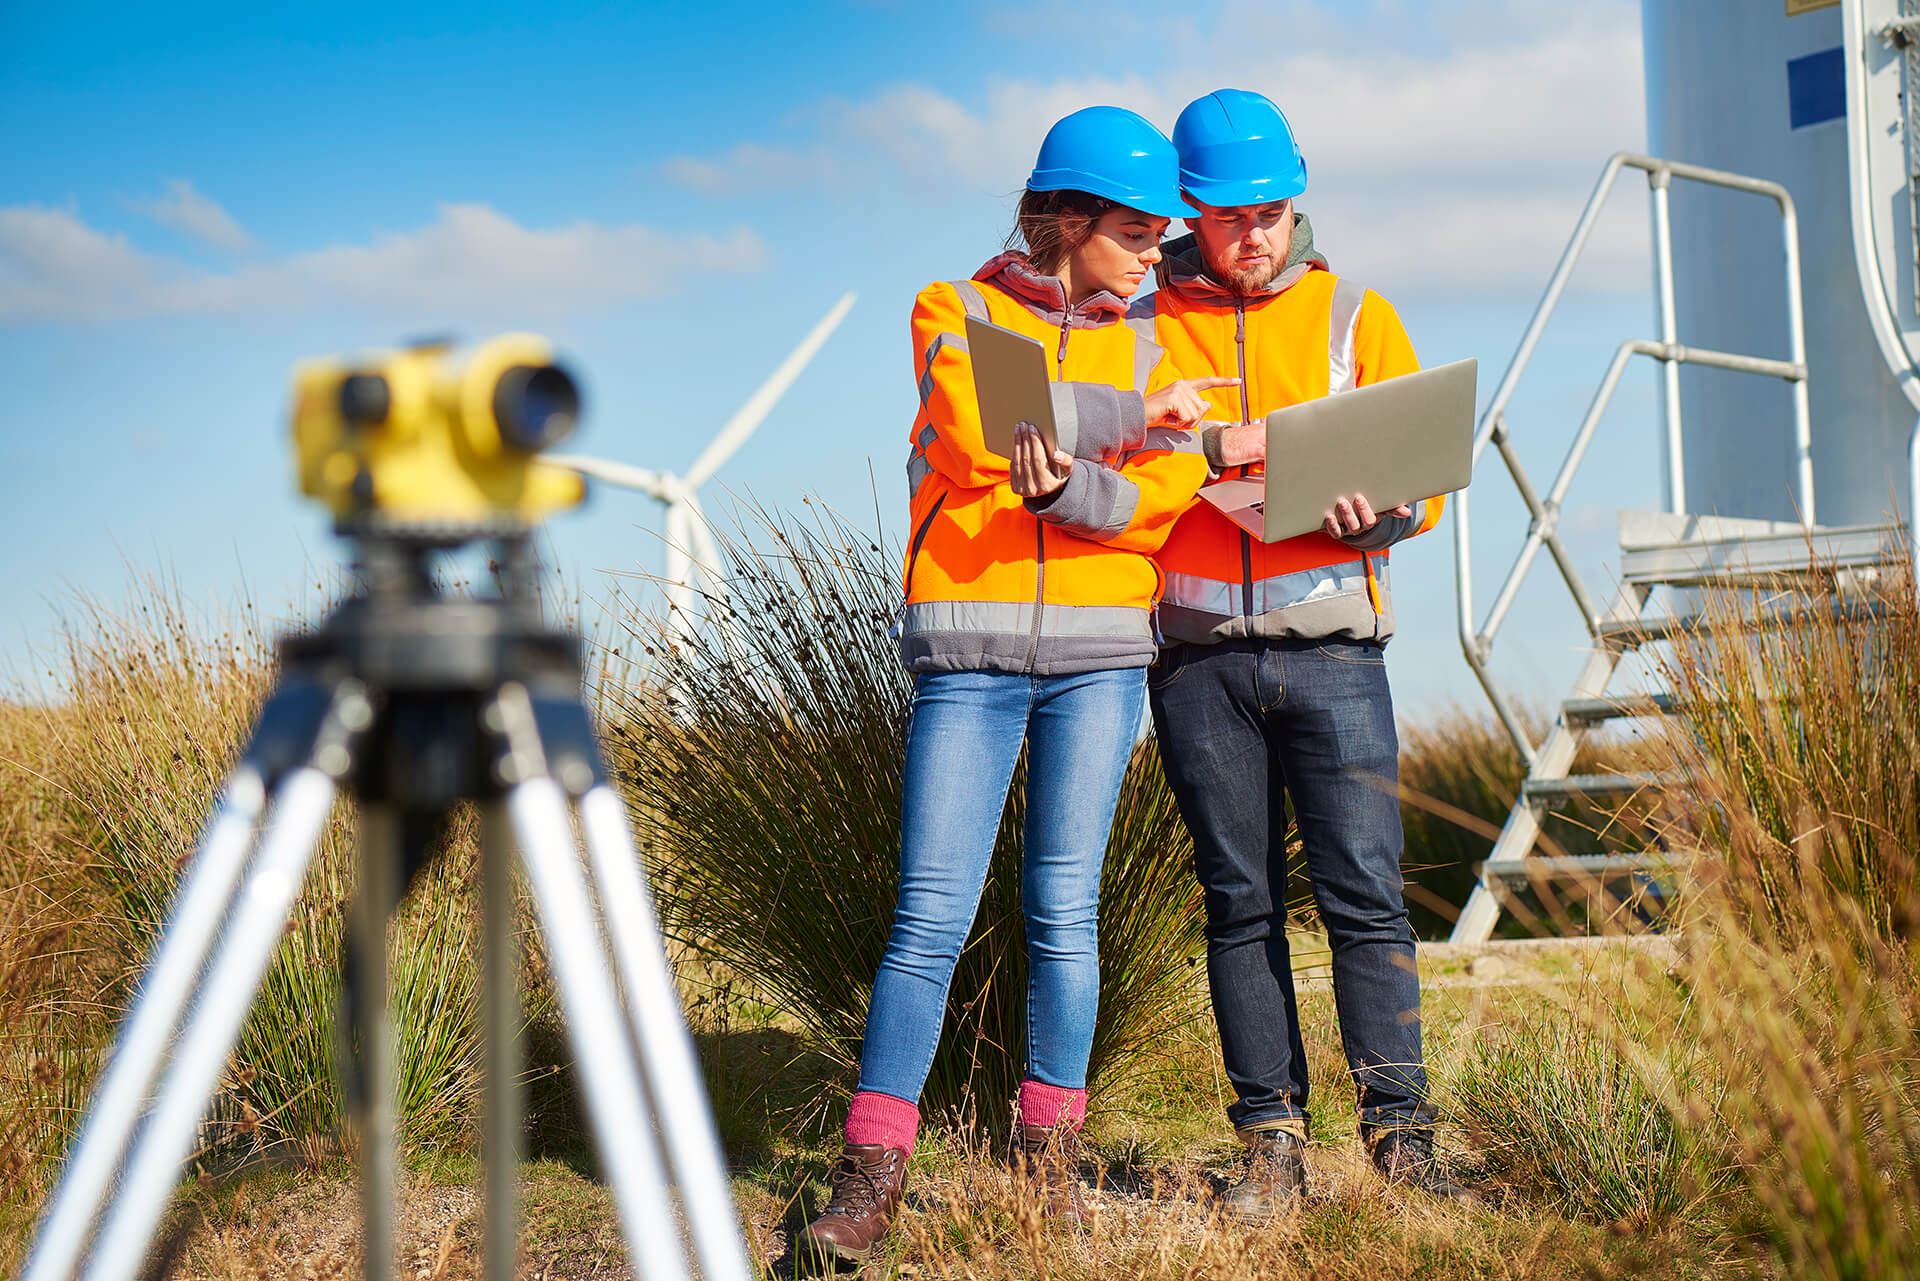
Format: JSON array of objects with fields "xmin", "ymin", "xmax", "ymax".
[
  {"xmin": 796, "ymin": 1142, "xmax": 909, "ymax": 1263},
  {"xmin": 1223, "ymin": 1129, "xmax": 1307, "ymax": 1221},
  {"xmin": 1009, "ymin": 1123, "xmax": 1090, "ymax": 1221},
  {"xmin": 1370, "ymin": 1127, "xmax": 1474, "ymax": 1203}
]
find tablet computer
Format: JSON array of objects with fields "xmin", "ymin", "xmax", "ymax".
[
  {"xmin": 1197, "ymin": 358, "xmax": 1477, "ymax": 543},
  {"xmin": 965, "ymin": 314, "xmax": 1058, "ymax": 458}
]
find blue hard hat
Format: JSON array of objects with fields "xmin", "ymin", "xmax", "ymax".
[
  {"xmin": 1172, "ymin": 89, "xmax": 1308, "ymax": 209},
  {"xmin": 1027, "ymin": 106, "xmax": 1189, "ymax": 219}
]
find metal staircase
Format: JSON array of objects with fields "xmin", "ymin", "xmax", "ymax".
[{"xmin": 1446, "ymin": 152, "xmax": 1909, "ymax": 945}]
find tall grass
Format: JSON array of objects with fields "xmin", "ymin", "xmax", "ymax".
[
  {"xmin": 0, "ymin": 579, "xmax": 547, "ymax": 1213},
  {"xmin": 602, "ymin": 503, "xmax": 1208, "ymax": 1135},
  {"xmin": 1633, "ymin": 563, "xmax": 1920, "ymax": 1278}
]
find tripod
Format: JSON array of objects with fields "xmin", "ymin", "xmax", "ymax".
[{"xmin": 21, "ymin": 530, "xmax": 754, "ymax": 1281}]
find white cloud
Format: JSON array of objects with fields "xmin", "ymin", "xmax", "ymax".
[
  {"xmin": 0, "ymin": 202, "xmax": 767, "ymax": 323},
  {"xmin": 660, "ymin": 0, "xmax": 1651, "ymax": 295},
  {"xmin": 125, "ymin": 179, "xmax": 256, "ymax": 255}
]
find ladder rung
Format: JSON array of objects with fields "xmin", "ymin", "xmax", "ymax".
[
  {"xmin": 1596, "ymin": 613, "xmax": 1704, "ymax": 646},
  {"xmin": 1522, "ymin": 773, "xmax": 1676, "ymax": 803},
  {"xmin": 1561, "ymin": 693, "xmax": 1676, "ymax": 724},
  {"xmin": 1477, "ymin": 853, "xmax": 1691, "ymax": 884}
]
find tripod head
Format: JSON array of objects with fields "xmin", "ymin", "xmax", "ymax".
[{"xmin": 292, "ymin": 333, "xmax": 587, "ymax": 535}]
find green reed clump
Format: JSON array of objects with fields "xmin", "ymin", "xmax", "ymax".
[
  {"xmin": 603, "ymin": 502, "xmax": 1206, "ymax": 1136},
  {"xmin": 1440, "ymin": 998, "xmax": 1728, "ymax": 1224}
]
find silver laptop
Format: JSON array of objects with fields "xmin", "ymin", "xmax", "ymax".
[
  {"xmin": 1197, "ymin": 358, "xmax": 1477, "ymax": 543},
  {"xmin": 965, "ymin": 315, "xmax": 1058, "ymax": 457}
]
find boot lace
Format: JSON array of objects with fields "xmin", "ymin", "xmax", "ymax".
[{"xmin": 822, "ymin": 1152, "xmax": 894, "ymax": 1218}]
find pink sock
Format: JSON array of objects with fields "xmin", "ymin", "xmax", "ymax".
[
  {"xmin": 1017, "ymin": 1079, "xmax": 1087, "ymax": 1131},
  {"xmin": 844, "ymin": 1090, "xmax": 919, "ymax": 1154}
]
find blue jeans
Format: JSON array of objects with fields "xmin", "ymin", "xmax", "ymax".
[
  {"xmin": 856, "ymin": 666, "xmax": 1146, "ymax": 1102},
  {"xmin": 1148, "ymin": 638, "xmax": 1433, "ymax": 1135}
]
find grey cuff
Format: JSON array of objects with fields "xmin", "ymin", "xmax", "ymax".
[
  {"xmin": 1025, "ymin": 464, "xmax": 1141, "ymax": 542},
  {"xmin": 1049, "ymin": 382, "xmax": 1147, "ymax": 460},
  {"xmin": 1197, "ymin": 422, "xmax": 1229, "ymax": 472},
  {"xmin": 1337, "ymin": 499, "xmax": 1426, "ymax": 551}
]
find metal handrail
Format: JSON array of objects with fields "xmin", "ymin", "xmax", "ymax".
[{"xmin": 1453, "ymin": 152, "xmax": 1812, "ymax": 763}]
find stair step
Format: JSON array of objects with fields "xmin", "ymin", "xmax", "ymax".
[
  {"xmin": 1596, "ymin": 598, "xmax": 1889, "ymax": 649},
  {"xmin": 1477, "ymin": 853, "xmax": 1691, "ymax": 884},
  {"xmin": 1619, "ymin": 522, "xmax": 1905, "ymax": 588},
  {"xmin": 1561, "ymin": 693, "xmax": 1676, "ymax": 724},
  {"xmin": 1522, "ymin": 773, "xmax": 1677, "ymax": 804}
]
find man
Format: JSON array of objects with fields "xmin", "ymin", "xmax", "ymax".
[{"xmin": 1130, "ymin": 88, "xmax": 1466, "ymax": 1214}]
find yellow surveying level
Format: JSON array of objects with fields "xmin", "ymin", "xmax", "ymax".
[
  {"xmin": 291, "ymin": 333, "xmax": 587, "ymax": 526},
  {"xmin": 22, "ymin": 334, "xmax": 756, "ymax": 1281}
]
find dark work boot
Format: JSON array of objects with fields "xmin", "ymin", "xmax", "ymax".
[
  {"xmin": 1009, "ymin": 1123, "xmax": 1090, "ymax": 1221},
  {"xmin": 1223, "ymin": 1129, "xmax": 1307, "ymax": 1220},
  {"xmin": 796, "ymin": 1142, "xmax": 909, "ymax": 1263},
  {"xmin": 1370, "ymin": 1127, "xmax": 1474, "ymax": 1202}
]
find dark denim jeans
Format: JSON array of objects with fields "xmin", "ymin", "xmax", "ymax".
[{"xmin": 1148, "ymin": 637, "xmax": 1433, "ymax": 1136}]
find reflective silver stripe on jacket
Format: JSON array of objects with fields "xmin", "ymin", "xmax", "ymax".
[
  {"xmin": 1132, "ymin": 329, "xmax": 1161, "ymax": 391},
  {"xmin": 918, "ymin": 332, "xmax": 966, "ymax": 406},
  {"xmin": 905, "ymin": 422, "xmax": 939, "ymax": 498},
  {"xmin": 906, "ymin": 280, "xmax": 996, "ymax": 501},
  {"xmin": 951, "ymin": 279, "xmax": 990, "ymax": 320},
  {"xmin": 900, "ymin": 598, "xmax": 1150, "ymax": 639},
  {"xmin": 1161, "ymin": 560, "xmax": 1382, "ymax": 618},
  {"xmin": 1327, "ymin": 276, "xmax": 1366, "ymax": 394},
  {"xmin": 1125, "ymin": 303, "xmax": 1157, "ymax": 344}
]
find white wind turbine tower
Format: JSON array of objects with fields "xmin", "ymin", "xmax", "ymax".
[{"xmin": 548, "ymin": 292, "xmax": 856, "ymax": 649}]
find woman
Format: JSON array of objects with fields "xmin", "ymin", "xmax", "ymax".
[{"xmin": 798, "ymin": 106, "xmax": 1231, "ymax": 1263}]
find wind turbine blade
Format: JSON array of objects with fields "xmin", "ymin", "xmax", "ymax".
[
  {"xmin": 546, "ymin": 453, "xmax": 675, "ymax": 502},
  {"xmin": 684, "ymin": 291, "xmax": 856, "ymax": 491}
]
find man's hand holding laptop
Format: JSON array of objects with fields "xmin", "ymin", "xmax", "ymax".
[{"xmin": 1323, "ymin": 493, "xmax": 1412, "ymax": 540}]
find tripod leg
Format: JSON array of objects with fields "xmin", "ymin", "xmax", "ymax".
[
  {"xmin": 577, "ymin": 786, "xmax": 754, "ymax": 1281},
  {"xmin": 352, "ymin": 807, "xmax": 404, "ymax": 1281},
  {"xmin": 76, "ymin": 767, "xmax": 341, "ymax": 1281},
  {"xmin": 504, "ymin": 776, "xmax": 692, "ymax": 1281},
  {"xmin": 18, "ymin": 766, "xmax": 270, "ymax": 1281},
  {"xmin": 480, "ymin": 806, "xmax": 521, "ymax": 1281}
]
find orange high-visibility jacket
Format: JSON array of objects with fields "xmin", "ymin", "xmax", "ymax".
[
  {"xmin": 900, "ymin": 253, "xmax": 1209, "ymax": 675},
  {"xmin": 1129, "ymin": 226, "xmax": 1445, "ymax": 645}
]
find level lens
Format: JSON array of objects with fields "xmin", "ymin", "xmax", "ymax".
[
  {"xmin": 493, "ymin": 364, "xmax": 579, "ymax": 452},
  {"xmin": 338, "ymin": 374, "xmax": 391, "ymax": 426}
]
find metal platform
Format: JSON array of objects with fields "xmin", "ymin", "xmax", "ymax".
[{"xmin": 1447, "ymin": 151, "xmax": 1912, "ymax": 944}]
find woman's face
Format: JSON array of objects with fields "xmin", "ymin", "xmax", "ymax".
[{"xmin": 1065, "ymin": 205, "xmax": 1169, "ymax": 299}]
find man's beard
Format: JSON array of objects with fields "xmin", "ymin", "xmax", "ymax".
[{"xmin": 1207, "ymin": 247, "xmax": 1283, "ymax": 297}]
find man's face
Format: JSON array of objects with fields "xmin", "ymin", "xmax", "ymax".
[{"xmin": 1185, "ymin": 198, "xmax": 1294, "ymax": 295}]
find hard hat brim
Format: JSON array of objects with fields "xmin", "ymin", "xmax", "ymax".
[
  {"xmin": 1176, "ymin": 169, "xmax": 1308, "ymax": 211},
  {"xmin": 1026, "ymin": 172, "xmax": 1193, "ymax": 220}
]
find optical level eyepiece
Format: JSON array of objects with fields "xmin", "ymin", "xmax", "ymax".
[
  {"xmin": 493, "ymin": 364, "xmax": 580, "ymax": 452},
  {"xmin": 338, "ymin": 374, "xmax": 392, "ymax": 426}
]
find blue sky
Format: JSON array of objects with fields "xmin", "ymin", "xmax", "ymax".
[{"xmin": 2, "ymin": 0, "xmax": 1673, "ymax": 721}]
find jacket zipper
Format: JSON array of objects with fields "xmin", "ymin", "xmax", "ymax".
[
  {"xmin": 1236, "ymin": 302, "xmax": 1254, "ymax": 619},
  {"xmin": 1026, "ymin": 310, "xmax": 1073, "ymax": 672},
  {"xmin": 902, "ymin": 493, "xmax": 947, "ymax": 602}
]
